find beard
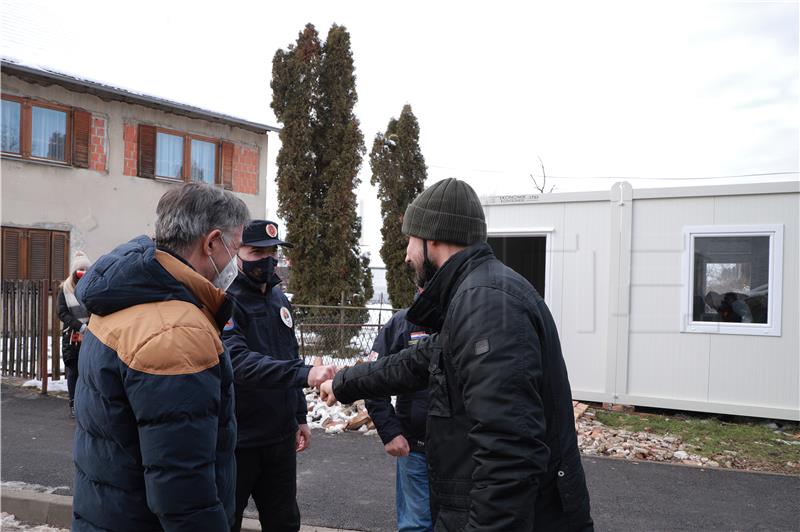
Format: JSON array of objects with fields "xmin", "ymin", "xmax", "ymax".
[{"xmin": 411, "ymin": 258, "xmax": 438, "ymax": 289}]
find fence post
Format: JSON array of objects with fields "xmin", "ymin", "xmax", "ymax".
[
  {"xmin": 10, "ymin": 281, "xmax": 17, "ymax": 376},
  {"xmin": 39, "ymin": 280, "xmax": 49, "ymax": 394},
  {"xmin": 299, "ymin": 327, "xmax": 305, "ymax": 360},
  {"xmin": 2, "ymin": 281, "xmax": 8, "ymax": 375},
  {"xmin": 377, "ymin": 293, "xmax": 384, "ymax": 328},
  {"xmin": 21, "ymin": 280, "xmax": 29, "ymax": 377},
  {"xmin": 51, "ymin": 283, "xmax": 61, "ymax": 381},
  {"xmin": 339, "ymin": 291, "xmax": 346, "ymax": 357}
]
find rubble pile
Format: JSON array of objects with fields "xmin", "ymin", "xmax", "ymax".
[
  {"xmin": 304, "ymin": 392, "xmax": 763, "ymax": 470},
  {"xmin": 576, "ymin": 410, "xmax": 724, "ymax": 467},
  {"xmin": 305, "ymin": 388, "xmax": 376, "ymax": 436}
]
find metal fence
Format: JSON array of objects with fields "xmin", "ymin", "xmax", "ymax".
[
  {"xmin": 1, "ymin": 279, "xmax": 62, "ymax": 392},
  {"xmin": 0, "ymin": 278, "xmax": 401, "ymax": 391},
  {"xmin": 294, "ymin": 303, "xmax": 401, "ymax": 366}
]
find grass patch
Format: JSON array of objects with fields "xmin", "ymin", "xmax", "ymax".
[{"xmin": 594, "ymin": 409, "xmax": 800, "ymax": 473}]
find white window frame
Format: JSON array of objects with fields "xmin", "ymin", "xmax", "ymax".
[
  {"xmin": 487, "ymin": 227, "xmax": 554, "ymax": 306},
  {"xmin": 681, "ymin": 224, "xmax": 783, "ymax": 336}
]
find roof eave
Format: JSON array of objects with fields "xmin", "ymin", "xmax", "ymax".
[{"xmin": 1, "ymin": 60, "xmax": 280, "ymax": 135}]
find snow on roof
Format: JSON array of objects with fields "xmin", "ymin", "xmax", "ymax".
[{"xmin": 1, "ymin": 56, "xmax": 280, "ymax": 135}]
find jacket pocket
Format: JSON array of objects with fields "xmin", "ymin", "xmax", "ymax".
[
  {"xmin": 427, "ymin": 348, "xmax": 451, "ymax": 418},
  {"xmin": 555, "ymin": 459, "xmax": 589, "ymax": 513},
  {"xmin": 434, "ymin": 506, "xmax": 469, "ymax": 531}
]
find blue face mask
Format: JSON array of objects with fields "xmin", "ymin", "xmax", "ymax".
[{"xmin": 240, "ymin": 255, "xmax": 278, "ymax": 284}]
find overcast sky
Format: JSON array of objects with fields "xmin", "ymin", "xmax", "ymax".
[{"xmin": 2, "ymin": 0, "xmax": 798, "ymax": 262}]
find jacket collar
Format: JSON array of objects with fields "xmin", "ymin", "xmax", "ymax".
[
  {"xmin": 154, "ymin": 250, "xmax": 231, "ymax": 331},
  {"xmin": 407, "ymin": 242, "xmax": 494, "ymax": 331},
  {"xmin": 235, "ymin": 269, "xmax": 283, "ymax": 294}
]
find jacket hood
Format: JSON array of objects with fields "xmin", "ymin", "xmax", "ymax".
[{"xmin": 77, "ymin": 235, "xmax": 226, "ymax": 322}]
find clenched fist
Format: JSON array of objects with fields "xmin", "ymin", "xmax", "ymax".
[
  {"xmin": 384, "ymin": 435, "xmax": 410, "ymax": 457},
  {"xmin": 319, "ymin": 380, "xmax": 337, "ymax": 406},
  {"xmin": 307, "ymin": 365, "xmax": 336, "ymax": 387}
]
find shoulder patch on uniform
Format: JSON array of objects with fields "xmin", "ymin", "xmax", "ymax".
[
  {"xmin": 474, "ymin": 338, "xmax": 490, "ymax": 356},
  {"xmin": 223, "ymin": 318, "xmax": 235, "ymax": 331},
  {"xmin": 279, "ymin": 307, "xmax": 293, "ymax": 328}
]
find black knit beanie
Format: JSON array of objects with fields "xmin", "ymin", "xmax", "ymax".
[{"xmin": 401, "ymin": 178, "xmax": 487, "ymax": 246}]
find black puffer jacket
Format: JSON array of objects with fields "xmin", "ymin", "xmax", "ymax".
[{"xmin": 333, "ymin": 243, "xmax": 593, "ymax": 531}]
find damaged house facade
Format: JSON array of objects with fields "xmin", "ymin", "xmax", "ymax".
[{"xmin": 1, "ymin": 60, "xmax": 277, "ymax": 281}]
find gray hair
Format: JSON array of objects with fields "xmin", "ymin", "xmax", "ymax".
[{"xmin": 155, "ymin": 183, "xmax": 250, "ymax": 253}]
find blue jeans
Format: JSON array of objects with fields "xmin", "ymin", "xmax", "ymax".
[{"xmin": 396, "ymin": 451, "xmax": 433, "ymax": 532}]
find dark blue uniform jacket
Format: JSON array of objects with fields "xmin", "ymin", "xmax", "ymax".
[
  {"xmin": 223, "ymin": 272, "xmax": 310, "ymax": 448},
  {"xmin": 365, "ymin": 309, "xmax": 430, "ymax": 453}
]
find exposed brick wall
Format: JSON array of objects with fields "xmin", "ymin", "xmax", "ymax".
[
  {"xmin": 123, "ymin": 122, "xmax": 138, "ymax": 176},
  {"xmin": 89, "ymin": 116, "xmax": 107, "ymax": 172},
  {"xmin": 232, "ymin": 145, "xmax": 259, "ymax": 195},
  {"xmin": 122, "ymin": 123, "xmax": 258, "ymax": 192}
]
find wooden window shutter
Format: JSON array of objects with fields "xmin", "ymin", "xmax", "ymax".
[
  {"xmin": 50, "ymin": 232, "xmax": 69, "ymax": 282},
  {"xmin": 220, "ymin": 141, "xmax": 234, "ymax": 190},
  {"xmin": 27, "ymin": 230, "xmax": 51, "ymax": 280},
  {"xmin": 20, "ymin": 101, "xmax": 32, "ymax": 158},
  {"xmin": 2, "ymin": 227, "xmax": 25, "ymax": 280},
  {"xmin": 138, "ymin": 124, "xmax": 157, "ymax": 178},
  {"xmin": 72, "ymin": 109, "xmax": 92, "ymax": 168}
]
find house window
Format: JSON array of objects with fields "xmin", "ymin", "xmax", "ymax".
[
  {"xmin": 1, "ymin": 99, "xmax": 21, "ymax": 153},
  {"xmin": 682, "ymin": 225, "xmax": 783, "ymax": 336},
  {"xmin": 31, "ymin": 106, "xmax": 67, "ymax": 161},
  {"xmin": 1, "ymin": 96, "xmax": 92, "ymax": 167},
  {"xmin": 191, "ymin": 139, "xmax": 216, "ymax": 184},
  {"xmin": 156, "ymin": 132, "xmax": 184, "ymax": 179},
  {"xmin": 139, "ymin": 125, "xmax": 221, "ymax": 184}
]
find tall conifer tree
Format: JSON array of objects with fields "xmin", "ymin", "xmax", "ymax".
[
  {"xmin": 369, "ymin": 105, "xmax": 427, "ymax": 308},
  {"xmin": 272, "ymin": 23, "xmax": 371, "ymax": 314}
]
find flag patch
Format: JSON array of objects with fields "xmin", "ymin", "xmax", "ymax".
[{"xmin": 409, "ymin": 331, "xmax": 429, "ymax": 345}]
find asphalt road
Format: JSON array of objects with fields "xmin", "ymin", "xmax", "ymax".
[{"xmin": 2, "ymin": 382, "xmax": 799, "ymax": 531}]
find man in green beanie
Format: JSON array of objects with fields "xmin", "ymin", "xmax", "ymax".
[{"xmin": 320, "ymin": 178, "xmax": 593, "ymax": 531}]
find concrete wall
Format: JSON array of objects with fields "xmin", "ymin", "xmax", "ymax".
[
  {"xmin": 482, "ymin": 182, "xmax": 800, "ymax": 420},
  {"xmin": 1, "ymin": 73, "xmax": 268, "ymax": 262}
]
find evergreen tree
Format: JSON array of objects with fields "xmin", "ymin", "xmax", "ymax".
[
  {"xmin": 369, "ymin": 105, "xmax": 427, "ymax": 308},
  {"xmin": 272, "ymin": 23, "xmax": 371, "ymax": 326}
]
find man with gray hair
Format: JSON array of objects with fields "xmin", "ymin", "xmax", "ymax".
[{"xmin": 72, "ymin": 183, "xmax": 249, "ymax": 531}]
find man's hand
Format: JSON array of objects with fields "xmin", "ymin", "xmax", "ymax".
[
  {"xmin": 296, "ymin": 424, "xmax": 311, "ymax": 452},
  {"xmin": 319, "ymin": 380, "xmax": 337, "ymax": 406},
  {"xmin": 308, "ymin": 365, "xmax": 336, "ymax": 387},
  {"xmin": 384, "ymin": 434, "xmax": 410, "ymax": 457}
]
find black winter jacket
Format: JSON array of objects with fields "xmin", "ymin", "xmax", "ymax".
[
  {"xmin": 57, "ymin": 290, "xmax": 86, "ymax": 364},
  {"xmin": 333, "ymin": 243, "xmax": 593, "ymax": 531},
  {"xmin": 365, "ymin": 309, "xmax": 430, "ymax": 453},
  {"xmin": 223, "ymin": 272, "xmax": 310, "ymax": 448}
]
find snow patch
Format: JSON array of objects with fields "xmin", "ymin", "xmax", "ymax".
[
  {"xmin": 1, "ymin": 481, "xmax": 70, "ymax": 494},
  {"xmin": 1, "ymin": 513, "xmax": 68, "ymax": 532},
  {"xmin": 21, "ymin": 378, "xmax": 69, "ymax": 393}
]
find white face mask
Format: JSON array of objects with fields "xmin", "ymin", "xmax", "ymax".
[{"xmin": 209, "ymin": 236, "xmax": 238, "ymax": 291}]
